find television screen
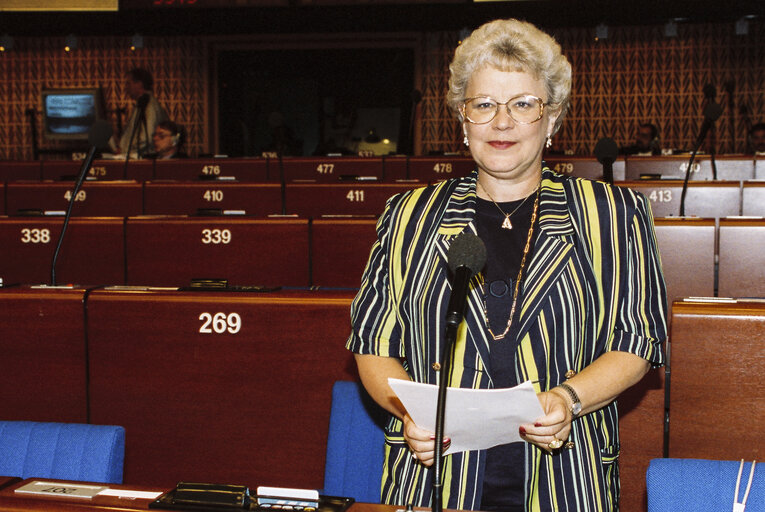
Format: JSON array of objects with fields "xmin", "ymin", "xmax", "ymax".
[{"xmin": 42, "ymin": 87, "xmax": 105, "ymax": 141}]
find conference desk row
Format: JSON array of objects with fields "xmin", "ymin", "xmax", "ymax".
[
  {"xmin": 0, "ymin": 477, "xmax": 389, "ymax": 512},
  {"xmin": 1, "ymin": 179, "xmax": 764, "ymax": 218},
  {"xmin": 2, "ymin": 215, "xmax": 764, "ymax": 297},
  {"xmin": 1, "ymin": 286, "xmax": 763, "ymax": 512},
  {"xmin": 2, "ymin": 154, "xmax": 764, "ymax": 182}
]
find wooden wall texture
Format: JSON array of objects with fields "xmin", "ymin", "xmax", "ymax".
[{"xmin": 0, "ymin": 19, "xmax": 762, "ymax": 159}]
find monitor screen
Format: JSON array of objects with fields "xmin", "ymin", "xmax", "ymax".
[{"xmin": 41, "ymin": 87, "xmax": 105, "ymax": 141}]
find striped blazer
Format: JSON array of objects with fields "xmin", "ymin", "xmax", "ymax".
[{"xmin": 347, "ymin": 168, "xmax": 668, "ymax": 511}]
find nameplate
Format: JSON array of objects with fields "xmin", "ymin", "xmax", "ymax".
[{"xmin": 15, "ymin": 480, "xmax": 107, "ymax": 499}]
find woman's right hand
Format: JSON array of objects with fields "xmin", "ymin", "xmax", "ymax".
[{"xmin": 403, "ymin": 413, "xmax": 450, "ymax": 466}]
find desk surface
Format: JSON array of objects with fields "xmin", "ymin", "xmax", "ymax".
[{"xmin": 0, "ymin": 479, "xmax": 428, "ymax": 512}]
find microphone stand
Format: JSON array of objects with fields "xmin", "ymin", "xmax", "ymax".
[
  {"xmin": 50, "ymin": 145, "xmax": 99, "ymax": 285},
  {"xmin": 431, "ymin": 266, "xmax": 472, "ymax": 512}
]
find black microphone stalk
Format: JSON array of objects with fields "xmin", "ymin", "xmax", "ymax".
[
  {"xmin": 50, "ymin": 120, "xmax": 113, "ymax": 285},
  {"xmin": 679, "ymin": 102, "xmax": 723, "ymax": 216},
  {"xmin": 432, "ymin": 232, "xmax": 486, "ymax": 512}
]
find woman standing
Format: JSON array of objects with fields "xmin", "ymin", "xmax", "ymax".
[{"xmin": 347, "ymin": 19, "xmax": 667, "ymax": 511}]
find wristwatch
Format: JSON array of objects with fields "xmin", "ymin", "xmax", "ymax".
[{"xmin": 558, "ymin": 383, "xmax": 582, "ymax": 419}]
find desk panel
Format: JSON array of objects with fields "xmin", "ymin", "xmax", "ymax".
[
  {"xmin": 87, "ymin": 289, "xmax": 358, "ymax": 488},
  {"xmin": 0, "ymin": 183, "xmax": 4, "ymax": 215},
  {"xmin": 0, "ymin": 217, "xmax": 125, "ymax": 286},
  {"xmin": 625, "ymin": 155, "xmax": 754, "ymax": 180},
  {"xmin": 0, "ymin": 286, "xmax": 88, "ymax": 422},
  {"xmin": 126, "ymin": 217, "xmax": 309, "ymax": 287},
  {"xmin": 407, "ymin": 156, "xmax": 474, "ymax": 182},
  {"xmin": 653, "ymin": 218, "xmax": 716, "ymax": 304},
  {"xmin": 143, "ymin": 182, "xmax": 282, "ymax": 216},
  {"xmin": 154, "ymin": 158, "xmax": 269, "ymax": 182},
  {"xmin": 381, "ymin": 156, "xmax": 408, "ymax": 181},
  {"xmin": 717, "ymin": 218, "xmax": 765, "ymax": 298},
  {"xmin": 285, "ymin": 183, "xmax": 420, "ymax": 217},
  {"xmin": 668, "ymin": 300, "xmax": 765, "ymax": 459},
  {"xmin": 618, "ymin": 180, "xmax": 741, "ymax": 218},
  {"xmin": 742, "ymin": 181, "xmax": 765, "ymax": 216},
  {"xmin": 0, "ymin": 161, "xmax": 41, "ymax": 182},
  {"xmin": 311, "ymin": 218, "xmax": 377, "ymax": 288},
  {"xmin": 41, "ymin": 160, "xmax": 154, "ymax": 182},
  {"xmin": 545, "ymin": 156, "xmax": 626, "ymax": 181},
  {"xmin": 6, "ymin": 182, "xmax": 143, "ymax": 217},
  {"xmin": 279, "ymin": 157, "xmax": 383, "ymax": 182}
]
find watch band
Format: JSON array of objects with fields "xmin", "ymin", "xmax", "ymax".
[{"xmin": 558, "ymin": 382, "xmax": 582, "ymax": 418}]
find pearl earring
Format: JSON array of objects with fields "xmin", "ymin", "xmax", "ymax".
[
  {"xmin": 463, "ymin": 134, "xmax": 469, "ymax": 147},
  {"xmin": 545, "ymin": 135, "xmax": 552, "ymax": 149}
]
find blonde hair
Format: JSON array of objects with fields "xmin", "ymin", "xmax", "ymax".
[{"xmin": 447, "ymin": 19, "xmax": 572, "ymax": 134}]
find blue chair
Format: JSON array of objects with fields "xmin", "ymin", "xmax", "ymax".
[
  {"xmin": 0, "ymin": 421, "xmax": 125, "ymax": 484},
  {"xmin": 323, "ymin": 381, "xmax": 387, "ymax": 503},
  {"xmin": 647, "ymin": 458, "xmax": 764, "ymax": 512}
]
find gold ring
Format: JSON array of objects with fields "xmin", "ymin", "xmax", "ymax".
[{"xmin": 548, "ymin": 437, "xmax": 564, "ymax": 450}]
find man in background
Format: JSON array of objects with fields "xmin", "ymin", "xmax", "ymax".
[
  {"xmin": 621, "ymin": 122, "xmax": 661, "ymax": 156},
  {"xmin": 115, "ymin": 68, "xmax": 168, "ymax": 157}
]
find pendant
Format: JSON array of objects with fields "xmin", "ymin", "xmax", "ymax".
[{"xmin": 501, "ymin": 216, "xmax": 513, "ymax": 230}]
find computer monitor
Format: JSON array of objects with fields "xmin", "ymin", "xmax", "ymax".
[{"xmin": 41, "ymin": 87, "xmax": 106, "ymax": 141}]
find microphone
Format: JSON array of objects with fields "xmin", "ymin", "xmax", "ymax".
[
  {"xmin": 594, "ymin": 137, "xmax": 619, "ymax": 185},
  {"xmin": 695, "ymin": 102, "xmax": 723, "ymax": 147},
  {"xmin": 50, "ymin": 120, "xmax": 113, "ymax": 285},
  {"xmin": 432, "ymin": 232, "xmax": 486, "ymax": 512},
  {"xmin": 679, "ymin": 102, "xmax": 723, "ymax": 216}
]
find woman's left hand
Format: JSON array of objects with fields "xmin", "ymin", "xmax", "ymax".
[{"xmin": 519, "ymin": 390, "xmax": 572, "ymax": 453}]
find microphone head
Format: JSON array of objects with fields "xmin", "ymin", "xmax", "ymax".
[
  {"xmin": 703, "ymin": 102, "xmax": 723, "ymax": 122},
  {"xmin": 594, "ymin": 137, "xmax": 619, "ymax": 164},
  {"xmin": 447, "ymin": 232, "xmax": 487, "ymax": 276},
  {"xmin": 88, "ymin": 119, "xmax": 113, "ymax": 149}
]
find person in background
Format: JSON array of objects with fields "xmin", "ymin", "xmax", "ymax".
[
  {"xmin": 116, "ymin": 68, "xmax": 168, "ymax": 157},
  {"xmin": 149, "ymin": 120, "xmax": 187, "ymax": 159},
  {"xmin": 621, "ymin": 122, "xmax": 661, "ymax": 156},
  {"xmin": 748, "ymin": 123, "xmax": 765, "ymax": 154},
  {"xmin": 347, "ymin": 18, "xmax": 667, "ymax": 511}
]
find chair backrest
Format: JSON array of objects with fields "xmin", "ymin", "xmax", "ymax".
[
  {"xmin": 0, "ymin": 421, "xmax": 125, "ymax": 484},
  {"xmin": 323, "ymin": 381, "xmax": 387, "ymax": 503},
  {"xmin": 647, "ymin": 458, "xmax": 764, "ymax": 512}
]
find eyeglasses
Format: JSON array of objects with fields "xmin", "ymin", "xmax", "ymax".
[{"xmin": 461, "ymin": 95, "xmax": 547, "ymax": 125}]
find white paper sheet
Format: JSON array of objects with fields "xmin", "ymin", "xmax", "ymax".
[{"xmin": 388, "ymin": 378, "xmax": 544, "ymax": 454}]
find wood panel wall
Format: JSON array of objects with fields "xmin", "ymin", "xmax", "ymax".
[{"xmin": 0, "ymin": 19, "xmax": 762, "ymax": 159}]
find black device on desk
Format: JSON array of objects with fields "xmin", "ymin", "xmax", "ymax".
[{"xmin": 150, "ymin": 483, "xmax": 354, "ymax": 512}]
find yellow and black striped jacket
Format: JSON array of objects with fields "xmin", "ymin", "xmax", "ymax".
[{"xmin": 347, "ymin": 168, "xmax": 667, "ymax": 511}]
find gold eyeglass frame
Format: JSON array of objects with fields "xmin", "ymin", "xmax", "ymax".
[{"xmin": 460, "ymin": 94, "xmax": 548, "ymax": 125}]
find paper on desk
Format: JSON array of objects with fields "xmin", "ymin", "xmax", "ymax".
[{"xmin": 388, "ymin": 378, "xmax": 544, "ymax": 455}]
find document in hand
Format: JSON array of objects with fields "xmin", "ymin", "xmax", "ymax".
[{"xmin": 388, "ymin": 379, "xmax": 544, "ymax": 455}]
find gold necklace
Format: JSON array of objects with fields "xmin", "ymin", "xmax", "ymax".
[
  {"xmin": 479, "ymin": 186, "xmax": 539, "ymax": 341},
  {"xmin": 478, "ymin": 180, "xmax": 538, "ymax": 230}
]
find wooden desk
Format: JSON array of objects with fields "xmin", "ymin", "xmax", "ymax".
[
  {"xmin": 717, "ymin": 218, "xmax": 765, "ymax": 297},
  {"xmin": 0, "ymin": 286, "xmax": 89, "ymax": 422},
  {"xmin": 653, "ymin": 217, "xmax": 716, "ymax": 304},
  {"xmin": 0, "ymin": 161, "xmax": 42, "ymax": 182},
  {"xmin": 125, "ymin": 216, "xmax": 310, "ymax": 287},
  {"xmin": 310, "ymin": 218, "xmax": 377, "ymax": 288},
  {"xmin": 279, "ymin": 157, "xmax": 384, "ymax": 182},
  {"xmin": 407, "ymin": 156, "xmax": 474, "ymax": 182},
  {"xmin": 41, "ymin": 161, "xmax": 154, "ymax": 182},
  {"xmin": 0, "ymin": 477, "xmax": 21, "ymax": 490},
  {"xmin": 0, "ymin": 478, "xmax": 167, "ymax": 511},
  {"xmin": 86, "ymin": 288, "xmax": 358, "ymax": 488},
  {"xmin": 284, "ymin": 183, "xmax": 420, "ymax": 217},
  {"xmin": 668, "ymin": 299, "xmax": 765, "ymax": 459},
  {"xmin": 625, "ymin": 155, "xmax": 754, "ymax": 181},
  {"xmin": 0, "ymin": 217, "xmax": 125, "ymax": 286},
  {"xmin": 154, "ymin": 158, "xmax": 269, "ymax": 182},
  {"xmin": 5, "ymin": 182, "xmax": 143, "ymax": 217},
  {"xmin": 143, "ymin": 182, "xmax": 282, "ymax": 216},
  {"xmin": 618, "ymin": 180, "xmax": 741, "ymax": 218},
  {"xmin": 545, "ymin": 156, "xmax": 626, "ymax": 181}
]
